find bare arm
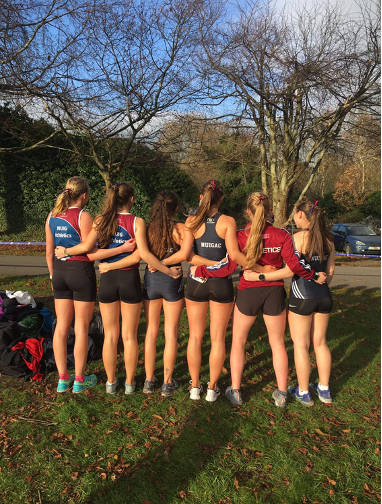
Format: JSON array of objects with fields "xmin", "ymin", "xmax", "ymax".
[
  {"xmin": 326, "ymin": 242, "xmax": 335, "ymax": 285},
  {"xmin": 98, "ymin": 248, "xmax": 141, "ymax": 273},
  {"xmin": 162, "ymin": 224, "xmax": 194, "ymax": 265},
  {"xmin": 223, "ymin": 217, "xmax": 247, "ymax": 267},
  {"xmin": 45, "ymin": 215, "xmax": 54, "ymax": 280}
]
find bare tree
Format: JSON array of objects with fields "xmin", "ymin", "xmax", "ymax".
[
  {"xmin": 198, "ymin": 0, "xmax": 380, "ymax": 225},
  {"xmin": 33, "ymin": 0, "xmax": 208, "ymax": 187},
  {"xmin": 0, "ymin": 0, "xmax": 94, "ymax": 151}
]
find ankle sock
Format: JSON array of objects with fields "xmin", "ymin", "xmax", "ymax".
[
  {"xmin": 298, "ymin": 389, "xmax": 309, "ymax": 395},
  {"xmin": 75, "ymin": 375, "xmax": 84, "ymax": 383},
  {"xmin": 59, "ymin": 372, "xmax": 69, "ymax": 380},
  {"xmin": 107, "ymin": 379, "xmax": 117, "ymax": 386},
  {"xmin": 318, "ymin": 383, "xmax": 329, "ymax": 391}
]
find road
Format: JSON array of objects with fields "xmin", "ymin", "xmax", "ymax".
[{"xmin": 0, "ymin": 256, "xmax": 380, "ymax": 290}]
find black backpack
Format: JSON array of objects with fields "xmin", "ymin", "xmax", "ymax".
[{"xmin": 0, "ymin": 321, "xmax": 31, "ymax": 378}]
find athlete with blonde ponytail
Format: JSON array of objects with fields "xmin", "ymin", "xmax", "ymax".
[
  {"xmin": 185, "ymin": 179, "xmax": 247, "ymax": 402},
  {"xmin": 56, "ymin": 183, "xmax": 182, "ymax": 396},
  {"xmin": 46, "ymin": 176, "xmax": 98, "ymax": 394}
]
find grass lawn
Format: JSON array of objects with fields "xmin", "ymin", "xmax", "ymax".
[{"xmin": 0, "ymin": 277, "xmax": 380, "ymax": 504}]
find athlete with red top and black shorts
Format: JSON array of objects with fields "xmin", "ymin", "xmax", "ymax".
[{"xmin": 193, "ymin": 191, "xmax": 326, "ymax": 407}]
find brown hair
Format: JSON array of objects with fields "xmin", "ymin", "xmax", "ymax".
[
  {"xmin": 294, "ymin": 199, "xmax": 333, "ymax": 261},
  {"xmin": 187, "ymin": 179, "xmax": 223, "ymax": 234},
  {"xmin": 51, "ymin": 176, "xmax": 89, "ymax": 217},
  {"xmin": 147, "ymin": 190, "xmax": 179, "ymax": 259},
  {"xmin": 95, "ymin": 182, "xmax": 135, "ymax": 249},
  {"xmin": 243, "ymin": 191, "xmax": 271, "ymax": 270}
]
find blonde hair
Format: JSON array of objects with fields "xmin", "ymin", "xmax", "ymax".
[
  {"xmin": 243, "ymin": 192, "xmax": 270, "ymax": 270},
  {"xmin": 51, "ymin": 176, "xmax": 89, "ymax": 217},
  {"xmin": 187, "ymin": 179, "xmax": 223, "ymax": 234}
]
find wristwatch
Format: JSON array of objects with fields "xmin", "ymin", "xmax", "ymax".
[
  {"xmin": 313, "ymin": 271, "xmax": 319, "ymax": 281},
  {"xmin": 259, "ymin": 273, "xmax": 266, "ymax": 281}
]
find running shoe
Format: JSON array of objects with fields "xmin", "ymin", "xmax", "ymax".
[
  {"xmin": 161, "ymin": 379, "xmax": 180, "ymax": 397},
  {"xmin": 143, "ymin": 378, "xmax": 157, "ymax": 394},
  {"xmin": 205, "ymin": 384, "xmax": 220, "ymax": 402},
  {"xmin": 189, "ymin": 380, "xmax": 203, "ymax": 401},
  {"xmin": 272, "ymin": 389, "xmax": 287, "ymax": 408},
  {"xmin": 125, "ymin": 380, "xmax": 136, "ymax": 395},
  {"xmin": 288, "ymin": 385, "xmax": 314, "ymax": 407},
  {"xmin": 310, "ymin": 382, "xmax": 332, "ymax": 404},
  {"xmin": 106, "ymin": 377, "xmax": 119, "ymax": 395},
  {"xmin": 72, "ymin": 374, "xmax": 97, "ymax": 394},
  {"xmin": 57, "ymin": 374, "xmax": 75, "ymax": 393},
  {"xmin": 225, "ymin": 385, "xmax": 243, "ymax": 405}
]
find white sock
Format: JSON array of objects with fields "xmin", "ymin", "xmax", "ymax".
[
  {"xmin": 299, "ymin": 389, "xmax": 309, "ymax": 395},
  {"xmin": 107, "ymin": 380, "xmax": 117, "ymax": 386},
  {"xmin": 318, "ymin": 383, "xmax": 329, "ymax": 390}
]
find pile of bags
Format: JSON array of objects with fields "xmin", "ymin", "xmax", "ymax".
[{"xmin": 0, "ymin": 290, "xmax": 102, "ymax": 381}]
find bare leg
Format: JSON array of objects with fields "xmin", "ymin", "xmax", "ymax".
[
  {"xmin": 121, "ymin": 301, "xmax": 142, "ymax": 385},
  {"xmin": 288, "ymin": 311, "xmax": 312, "ymax": 391},
  {"xmin": 162, "ymin": 299, "xmax": 184, "ymax": 384},
  {"xmin": 208, "ymin": 300, "xmax": 233, "ymax": 390},
  {"xmin": 100, "ymin": 301, "xmax": 120, "ymax": 384},
  {"xmin": 143, "ymin": 299, "xmax": 162, "ymax": 382},
  {"xmin": 311, "ymin": 313, "xmax": 331, "ymax": 386},
  {"xmin": 230, "ymin": 305, "xmax": 256, "ymax": 390},
  {"xmin": 53, "ymin": 299, "xmax": 74, "ymax": 375},
  {"xmin": 73, "ymin": 300, "xmax": 95, "ymax": 376},
  {"xmin": 263, "ymin": 310, "xmax": 287, "ymax": 392},
  {"xmin": 186, "ymin": 298, "xmax": 208, "ymax": 387}
]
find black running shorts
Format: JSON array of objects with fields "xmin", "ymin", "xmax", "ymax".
[
  {"xmin": 98, "ymin": 269, "xmax": 142, "ymax": 304},
  {"xmin": 185, "ymin": 277, "xmax": 234, "ymax": 304},
  {"xmin": 143, "ymin": 268, "xmax": 184, "ymax": 302},
  {"xmin": 53, "ymin": 259, "xmax": 96, "ymax": 302},
  {"xmin": 236, "ymin": 286, "xmax": 286, "ymax": 316},
  {"xmin": 288, "ymin": 296, "xmax": 333, "ymax": 316}
]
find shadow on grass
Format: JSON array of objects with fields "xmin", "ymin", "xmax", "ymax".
[{"xmin": 86, "ymin": 401, "xmax": 239, "ymax": 504}]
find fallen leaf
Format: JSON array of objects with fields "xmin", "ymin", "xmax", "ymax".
[{"xmin": 327, "ymin": 477, "xmax": 336, "ymax": 485}]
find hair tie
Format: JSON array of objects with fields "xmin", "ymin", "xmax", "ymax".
[
  {"xmin": 59, "ymin": 188, "xmax": 73, "ymax": 196},
  {"xmin": 112, "ymin": 183, "xmax": 120, "ymax": 191},
  {"xmin": 309, "ymin": 200, "xmax": 318, "ymax": 214},
  {"xmin": 211, "ymin": 178, "xmax": 216, "ymax": 191},
  {"xmin": 258, "ymin": 195, "xmax": 268, "ymax": 202}
]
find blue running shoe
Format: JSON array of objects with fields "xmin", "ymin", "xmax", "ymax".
[
  {"xmin": 125, "ymin": 380, "xmax": 136, "ymax": 395},
  {"xmin": 57, "ymin": 374, "xmax": 75, "ymax": 393},
  {"xmin": 310, "ymin": 383, "xmax": 332, "ymax": 404},
  {"xmin": 161, "ymin": 379, "xmax": 180, "ymax": 397},
  {"xmin": 288, "ymin": 385, "xmax": 314, "ymax": 407},
  {"xmin": 106, "ymin": 377, "xmax": 119, "ymax": 395},
  {"xmin": 143, "ymin": 378, "xmax": 156, "ymax": 394},
  {"xmin": 72, "ymin": 374, "xmax": 97, "ymax": 394}
]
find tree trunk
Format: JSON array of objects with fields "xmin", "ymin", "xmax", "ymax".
[{"xmin": 272, "ymin": 191, "xmax": 289, "ymax": 228}]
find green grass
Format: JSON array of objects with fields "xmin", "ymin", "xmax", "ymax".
[{"xmin": 0, "ymin": 279, "xmax": 380, "ymax": 504}]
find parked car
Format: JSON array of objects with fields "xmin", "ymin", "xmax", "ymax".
[{"xmin": 331, "ymin": 224, "xmax": 381, "ymax": 255}]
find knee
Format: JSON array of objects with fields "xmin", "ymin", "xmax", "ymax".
[{"xmin": 313, "ymin": 336, "xmax": 327, "ymax": 349}]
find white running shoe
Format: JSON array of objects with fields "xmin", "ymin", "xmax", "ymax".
[
  {"xmin": 189, "ymin": 380, "xmax": 203, "ymax": 400},
  {"xmin": 205, "ymin": 384, "xmax": 220, "ymax": 402}
]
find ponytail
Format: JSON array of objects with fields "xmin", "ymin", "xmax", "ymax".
[
  {"xmin": 187, "ymin": 179, "xmax": 223, "ymax": 234},
  {"xmin": 95, "ymin": 182, "xmax": 134, "ymax": 248},
  {"xmin": 51, "ymin": 177, "xmax": 89, "ymax": 217},
  {"xmin": 243, "ymin": 192, "xmax": 270, "ymax": 270},
  {"xmin": 147, "ymin": 190, "xmax": 179, "ymax": 259},
  {"xmin": 294, "ymin": 199, "xmax": 333, "ymax": 261}
]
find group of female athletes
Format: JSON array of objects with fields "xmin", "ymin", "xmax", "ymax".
[{"xmin": 45, "ymin": 176, "xmax": 334, "ymax": 407}]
